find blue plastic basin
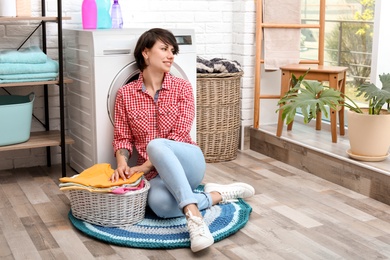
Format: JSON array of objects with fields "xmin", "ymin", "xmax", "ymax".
[{"xmin": 0, "ymin": 92, "xmax": 35, "ymax": 146}]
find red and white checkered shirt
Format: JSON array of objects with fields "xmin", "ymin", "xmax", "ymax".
[{"xmin": 112, "ymin": 72, "xmax": 196, "ymax": 180}]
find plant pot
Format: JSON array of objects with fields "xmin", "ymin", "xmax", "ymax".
[{"xmin": 347, "ymin": 109, "xmax": 390, "ymax": 161}]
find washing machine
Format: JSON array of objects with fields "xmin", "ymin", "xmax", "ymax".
[{"xmin": 64, "ymin": 28, "xmax": 196, "ymax": 173}]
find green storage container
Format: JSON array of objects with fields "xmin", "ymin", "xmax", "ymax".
[{"xmin": 0, "ymin": 92, "xmax": 35, "ymax": 146}]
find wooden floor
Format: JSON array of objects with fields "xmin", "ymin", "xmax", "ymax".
[
  {"xmin": 250, "ymin": 121, "xmax": 390, "ymax": 206},
  {"xmin": 2, "ymin": 149, "xmax": 390, "ymax": 259}
]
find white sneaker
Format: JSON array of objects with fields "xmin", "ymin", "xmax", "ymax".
[
  {"xmin": 204, "ymin": 182, "xmax": 255, "ymax": 204},
  {"xmin": 186, "ymin": 210, "xmax": 214, "ymax": 252}
]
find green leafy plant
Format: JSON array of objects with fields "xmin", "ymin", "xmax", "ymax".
[
  {"xmin": 277, "ymin": 71, "xmax": 390, "ymax": 126},
  {"xmin": 356, "ymin": 73, "xmax": 390, "ymax": 115},
  {"xmin": 277, "ymin": 70, "xmax": 362, "ymax": 125},
  {"xmin": 277, "ymin": 67, "xmax": 344, "ymax": 125}
]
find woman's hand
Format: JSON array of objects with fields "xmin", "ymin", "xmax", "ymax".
[
  {"xmin": 131, "ymin": 160, "xmax": 153, "ymax": 175},
  {"xmin": 110, "ymin": 163, "xmax": 131, "ymax": 182},
  {"xmin": 110, "ymin": 159, "xmax": 154, "ymax": 183}
]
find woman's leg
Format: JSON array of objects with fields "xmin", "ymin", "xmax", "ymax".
[
  {"xmin": 146, "ymin": 138, "xmax": 255, "ymax": 253},
  {"xmin": 146, "ymin": 138, "xmax": 213, "ymax": 218}
]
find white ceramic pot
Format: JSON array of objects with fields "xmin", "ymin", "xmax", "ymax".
[{"xmin": 347, "ymin": 109, "xmax": 390, "ymax": 161}]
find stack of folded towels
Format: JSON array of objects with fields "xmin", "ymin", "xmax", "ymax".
[
  {"xmin": 0, "ymin": 46, "xmax": 59, "ymax": 83},
  {"xmin": 59, "ymin": 163, "xmax": 145, "ymax": 194},
  {"xmin": 196, "ymin": 56, "xmax": 242, "ymax": 73}
]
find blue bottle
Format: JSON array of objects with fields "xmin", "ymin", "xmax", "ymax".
[
  {"xmin": 111, "ymin": 0, "xmax": 123, "ymax": 29},
  {"xmin": 96, "ymin": 0, "xmax": 112, "ymax": 29}
]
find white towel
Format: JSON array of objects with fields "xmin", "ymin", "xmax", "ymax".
[
  {"xmin": 16, "ymin": 0, "xmax": 31, "ymax": 17},
  {"xmin": 263, "ymin": 0, "xmax": 301, "ymax": 70}
]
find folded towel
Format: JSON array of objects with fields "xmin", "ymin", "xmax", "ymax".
[
  {"xmin": 59, "ymin": 163, "xmax": 145, "ymax": 188},
  {"xmin": 58, "ymin": 177, "xmax": 143, "ymax": 193},
  {"xmin": 0, "ymin": 77, "xmax": 57, "ymax": 83},
  {"xmin": 0, "ymin": 72, "xmax": 58, "ymax": 80},
  {"xmin": 59, "ymin": 180, "xmax": 144, "ymax": 193},
  {"xmin": 111, "ymin": 179, "xmax": 145, "ymax": 194},
  {"xmin": 0, "ymin": 72, "xmax": 58, "ymax": 83},
  {"xmin": 197, "ymin": 57, "xmax": 242, "ymax": 73},
  {"xmin": 263, "ymin": 0, "xmax": 301, "ymax": 70},
  {"xmin": 0, "ymin": 46, "xmax": 47, "ymax": 64},
  {"xmin": 0, "ymin": 57, "xmax": 58, "ymax": 75}
]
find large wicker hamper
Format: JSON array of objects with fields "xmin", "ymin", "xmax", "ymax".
[
  {"xmin": 196, "ymin": 71, "xmax": 243, "ymax": 163},
  {"xmin": 69, "ymin": 179, "xmax": 150, "ymax": 227}
]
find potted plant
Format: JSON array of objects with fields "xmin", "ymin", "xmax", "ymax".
[
  {"xmin": 277, "ymin": 71, "xmax": 390, "ymax": 162},
  {"xmin": 277, "ymin": 70, "xmax": 347, "ymax": 126},
  {"xmin": 346, "ymin": 73, "xmax": 390, "ymax": 161}
]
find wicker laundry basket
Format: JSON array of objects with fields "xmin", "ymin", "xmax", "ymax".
[
  {"xmin": 69, "ymin": 179, "xmax": 150, "ymax": 227},
  {"xmin": 196, "ymin": 71, "xmax": 243, "ymax": 163}
]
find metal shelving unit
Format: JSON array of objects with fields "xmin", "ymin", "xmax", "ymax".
[{"xmin": 0, "ymin": 0, "xmax": 73, "ymax": 177}]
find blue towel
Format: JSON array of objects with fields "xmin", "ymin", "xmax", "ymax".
[
  {"xmin": 0, "ymin": 57, "xmax": 58, "ymax": 75},
  {"xmin": 0, "ymin": 46, "xmax": 48, "ymax": 64},
  {"xmin": 0, "ymin": 72, "xmax": 58, "ymax": 83}
]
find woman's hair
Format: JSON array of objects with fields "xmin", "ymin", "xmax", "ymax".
[{"xmin": 134, "ymin": 28, "xmax": 179, "ymax": 71}]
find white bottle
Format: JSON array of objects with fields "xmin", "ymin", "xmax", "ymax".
[{"xmin": 0, "ymin": 0, "xmax": 17, "ymax": 17}]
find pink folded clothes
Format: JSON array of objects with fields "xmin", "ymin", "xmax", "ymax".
[{"xmin": 111, "ymin": 179, "xmax": 145, "ymax": 194}]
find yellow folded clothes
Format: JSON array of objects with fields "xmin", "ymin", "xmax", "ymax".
[
  {"xmin": 59, "ymin": 186, "xmax": 115, "ymax": 193},
  {"xmin": 59, "ymin": 163, "xmax": 144, "ymax": 188}
]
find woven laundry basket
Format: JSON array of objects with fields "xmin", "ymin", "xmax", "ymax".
[
  {"xmin": 69, "ymin": 179, "xmax": 150, "ymax": 227},
  {"xmin": 196, "ymin": 71, "xmax": 243, "ymax": 163}
]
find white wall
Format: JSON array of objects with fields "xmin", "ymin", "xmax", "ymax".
[{"xmin": 0, "ymin": 0, "xmax": 257, "ymax": 169}]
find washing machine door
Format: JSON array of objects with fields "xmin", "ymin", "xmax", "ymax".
[{"xmin": 107, "ymin": 61, "xmax": 189, "ymax": 126}]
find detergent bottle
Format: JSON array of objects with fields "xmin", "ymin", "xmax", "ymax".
[
  {"xmin": 82, "ymin": 0, "xmax": 97, "ymax": 29},
  {"xmin": 111, "ymin": 0, "xmax": 123, "ymax": 29},
  {"xmin": 96, "ymin": 0, "xmax": 112, "ymax": 29}
]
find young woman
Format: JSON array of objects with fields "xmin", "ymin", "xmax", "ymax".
[{"xmin": 110, "ymin": 28, "xmax": 254, "ymax": 253}]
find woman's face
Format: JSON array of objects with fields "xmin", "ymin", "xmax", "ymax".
[{"xmin": 143, "ymin": 40, "xmax": 175, "ymax": 73}]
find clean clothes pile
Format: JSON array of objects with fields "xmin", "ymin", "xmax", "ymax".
[
  {"xmin": 59, "ymin": 163, "xmax": 145, "ymax": 194},
  {"xmin": 196, "ymin": 56, "xmax": 242, "ymax": 73},
  {"xmin": 0, "ymin": 46, "xmax": 59, "ymax": 83}
]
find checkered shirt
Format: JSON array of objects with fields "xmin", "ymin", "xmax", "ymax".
[{"xmin": 112, "ymin": 72, "xmax": 196, "ymax": 180}]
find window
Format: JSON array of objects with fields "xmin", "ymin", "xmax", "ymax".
[{"xmin": 300, "ymin": 0, "xmax": 375, "ymax": 105}]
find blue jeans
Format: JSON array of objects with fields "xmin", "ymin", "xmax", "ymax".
[{"xmin": 146, "ymin": 138, "xmax": 213, "ymax": 218}]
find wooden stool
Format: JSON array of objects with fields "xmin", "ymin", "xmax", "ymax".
[{"xmin": 276, "ymin": 64, "xmax": 348, "ymax": 143}]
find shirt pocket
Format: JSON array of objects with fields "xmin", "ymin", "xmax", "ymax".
[
  {"xmin": 128, "ymin": 110, "xmax": 150, "ymax": 137},
  {"xmin": 158, "ymin": 105, "xmax": 178, "ymax": 132}
]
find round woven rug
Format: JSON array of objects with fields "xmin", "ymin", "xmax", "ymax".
[{"xmin": 68, "ymin": 186, "xmax": 252, "ymax": 249}]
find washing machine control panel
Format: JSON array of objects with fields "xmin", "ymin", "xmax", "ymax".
[{"xmin": 175, "ymin": 35, "xmax": 192, "ymax": 45}]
